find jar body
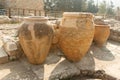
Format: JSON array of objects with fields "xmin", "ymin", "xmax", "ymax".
[
  {"xmin": 94, "ymin": 25, "xmax": 110, "ymax": 47},
  {"xmin": 59, "ymin": 12, "xmax": 95, "ymax": 62},
  {"xmin": 19, "ymin": 17, "xmax": 54, "ymax": 64}
]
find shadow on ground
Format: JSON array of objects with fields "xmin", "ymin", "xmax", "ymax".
[
  {"xmin": 0, "ymin": 61, "xmax": 40, "ymax": 80},
  {"xmin": 91, "ymin": 44, "xmax": 115, "ymax": 61},
  {"xmin": 0, "ymin": 42, "xmax": 119, "ymax": 80}
]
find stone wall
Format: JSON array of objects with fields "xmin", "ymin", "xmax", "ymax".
[
  {"xmin": 110, "ymin": 29, "xmax": 120, "ymax": 42},
  {"xmin": 4, "ymin": 0, "xmax": 44, "ymax": 10},
  {"xmin": 0, "ymin": 0, "xmax": 5, "ymax": 8}
]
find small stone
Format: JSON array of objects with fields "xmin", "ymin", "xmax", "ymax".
[
  {"xmin": 87, "ymin": 71, "xmax": 95, "ymax": 76},
  {"xmin": 93, "ymin": 70, "xmax": 105, "ymax": 78},
  {"xmin": 81, "ymin": 70, "xmax": 88, "ymax": 76},
  {"xmin": 4, "ymin": 42, "xmax": 18, "ymax": 52},
  {"xmin": 3, "ymin": 41, "xmax": 18, "ymax": 56}
]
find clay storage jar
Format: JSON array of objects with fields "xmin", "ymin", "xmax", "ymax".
[
  {"xmin": 19, "ymin": 16, "xmax": 54, "ymax": 64},
  {"xmin": 59, "ymin": 12, "xmax": 95, "ymax": 62},
  {"xmin": 94, "ymin": 24, "xmax": 110, "ymax": 47}
]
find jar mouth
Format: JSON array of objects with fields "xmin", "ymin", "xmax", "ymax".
[
  {"xmin": 95, "ymin": 24, "xmax": 110, "ymax": 28},
  {"xmin": 24, "ymin": 16, "xmax": 48, "ymax": 21},
  {"xmin": 63, "ymin": 12, "xmax": 93, "ymax": 18}
]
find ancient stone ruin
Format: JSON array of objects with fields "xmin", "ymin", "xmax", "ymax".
[
  {"xmin": 3, "ymin": 0, "xmax": 44, "ymax": 10},
  {"xmin": 0, "ymin": 12, "xmax": 120, "ymax": 80}
]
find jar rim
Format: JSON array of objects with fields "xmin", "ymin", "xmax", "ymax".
[
  {"xmin": 95, "ymin": 24, "xmax": 110, "ymax": 28},
  {"xmin": 24, "ymin": 16, "xmax": 48, "ymax": 21},
  {"xmin": 63, "ymin": 12, "xmax": 93, "ymax": 18}
]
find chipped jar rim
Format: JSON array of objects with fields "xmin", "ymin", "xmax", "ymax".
[{"xmin": 63, "ymin": 12, "xmax": 93, "ymax": 18}]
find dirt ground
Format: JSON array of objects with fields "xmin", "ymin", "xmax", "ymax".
[{"xmin": 0, "ymin": 23, "xmax": 120, "ymax": 80}]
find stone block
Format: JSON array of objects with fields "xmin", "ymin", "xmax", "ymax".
[
  {"xmin": 0, "ymin": 16, "xmax": 10, "ymax": 24},
  {"xmin": 0, "ymin": 47, "xmax": 8, "ymax": 64},
  {"xmin": 3, "ymin": 41, "xmax": 23, "ymax": 60},
  {"xmin": 4, "ymin": 42, "xmax": 18, "ymax": 55},
  {"xmin": 2, "ymin": 36, "xmax": 23, "ymax": 60}
]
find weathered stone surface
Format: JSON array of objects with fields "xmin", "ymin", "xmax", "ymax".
[
  {"xmin": 0, "ymin": 16, "xmax": 10, "ymax": 24},
  {"xmin": 1, "ymin": 0, "xmax": 44, "ymax": 16},
  {"xmin": 10, "ymin": 16, "xmax": 24, "ymax": 23},
  {"xmin": 4, "ymin": 42, "xmax": 18, "ymax": 53},
  {"xmin": 73, "ymin": 52, "xmax": 95, "ymax": 71},
  {"xmin": 94, "ymin": 16, "xmax": 106, "ymax": 25},
  {"xmin": 0, "ymin": 61, "xmax": 39, "ymax": 80},
  {"xmin": 0, "ymin": 0, "xmax": 5, "ymax": 8},
  {"xmin": 5, "ymin": 0, "xmax": 44, "ymax": 10},
  {"xmin": 0, "ymin": 24, "xmax": 21, "ymax": 62},
  {"xmin": 49, "ymin": 58, "xmax": 80, "ymax": 80},
  {"xmin": 109, "ymin": 29, "xmax": 120, "ymax": 42},
  {"xmin": 0, "ymin": 40, "xmax": 120, "ymax": 79},
  {"xmin": 104, "ymin": 19, "xmax": 120, "ymax": 42},
  {"xmin": 0, "ymin": 47, "xmax": 8, "ymax": 64},
  {"xmin": 2, "ymin": 36, "xmax": 23, "ymax": 60},
  {"xmin": 0, "ymin": 39, "xmax": 8, "ymax": 64},
  {"xmin": 7, "ymin": 41, "xmax": 23, "ymax": 60}
]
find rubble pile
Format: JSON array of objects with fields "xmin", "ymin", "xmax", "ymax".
[
  {"xmin": 104, "ymin": 19, "xmax": 120, "ymax": 42},
  {"xmin": 0, "ymin": 24, "xmax": 23, "ymax": 64}
]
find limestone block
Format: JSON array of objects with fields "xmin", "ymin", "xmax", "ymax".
[
  {"xmin": 3, "ymin": 41, "xmax": 23, "ymax": 60},
  {"xmin": 2, "ymin": 36, "xmax": 23, "ymax": 60},
  {"xmin": 0, "ymin": 47, "xmax": 8, "ymax": 64},
  {"xmin": 4, "ymin": 42, "xmax": 18, "ymax": 53}
]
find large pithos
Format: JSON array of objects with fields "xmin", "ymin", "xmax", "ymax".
[
  {"xmin": 58, "ymin": 12, "xmax": 95, "ymax": 62},
  {"xmin": 19, "ymin": 17, "xmax": 54, "ymax": 64},
  {"xmin": 94, "ymin": 25, "xmax": 110, "ymax": 47}
]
